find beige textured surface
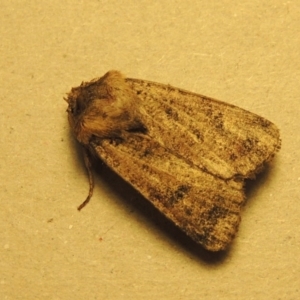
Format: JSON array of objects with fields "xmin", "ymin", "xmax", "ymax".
[{"xmin": 0, "ymin": 1, "xmax": 299, "ymax": 299}]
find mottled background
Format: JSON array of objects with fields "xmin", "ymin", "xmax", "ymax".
[{"xmin": 1, "ymin": 1, "xmax": 299, "ymax": 299}]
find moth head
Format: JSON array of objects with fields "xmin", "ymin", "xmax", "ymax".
[{"xmin": 65, "ymin": 71, "xmax": 144, "ymax": 145}]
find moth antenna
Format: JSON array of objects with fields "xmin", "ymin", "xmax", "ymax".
[{"xmin": 77, "ymin": 148, "xmax": 94, "ymax": 211}]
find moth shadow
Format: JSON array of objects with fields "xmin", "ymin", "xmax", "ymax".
[
  {"xmin": 70, "ymin": 138, "xmax": 277, "ymax": 265},
  {"xmin": 244, "ymin": 160, "xmax": 278, "ymax": 204},
  {"xmin": 92, "ymin": 158, "xmax": 230, "ymax": 265}
]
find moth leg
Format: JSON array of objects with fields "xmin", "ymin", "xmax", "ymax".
[{"xmin": 77, "ymin": 147, "xmax": 94, "ymax": 211}]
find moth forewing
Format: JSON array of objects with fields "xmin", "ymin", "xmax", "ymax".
[
  {"xmin": 126, "ymin": 78, "xmax": 281, "ymax": 180},
  {"xmin": 92, "ymin": 133, "xmax": 245, "ymax": 251},
  {"xmin": 66, "ymin": 70, "xmax": 281, "ymax": 252}
]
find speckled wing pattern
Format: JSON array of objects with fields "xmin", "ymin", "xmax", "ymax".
[{"xmin": 88, "ymin": 76, "xmax": 280, "ymax": 251}]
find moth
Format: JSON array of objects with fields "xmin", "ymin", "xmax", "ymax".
[{"xmin": 65, "ymin": 70, "xmax": 281, "ymax": 251}]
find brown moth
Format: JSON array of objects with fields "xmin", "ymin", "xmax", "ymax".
[{"xmin": 65, "ymin": 70, "xmax": 281, "ymax": 251}]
